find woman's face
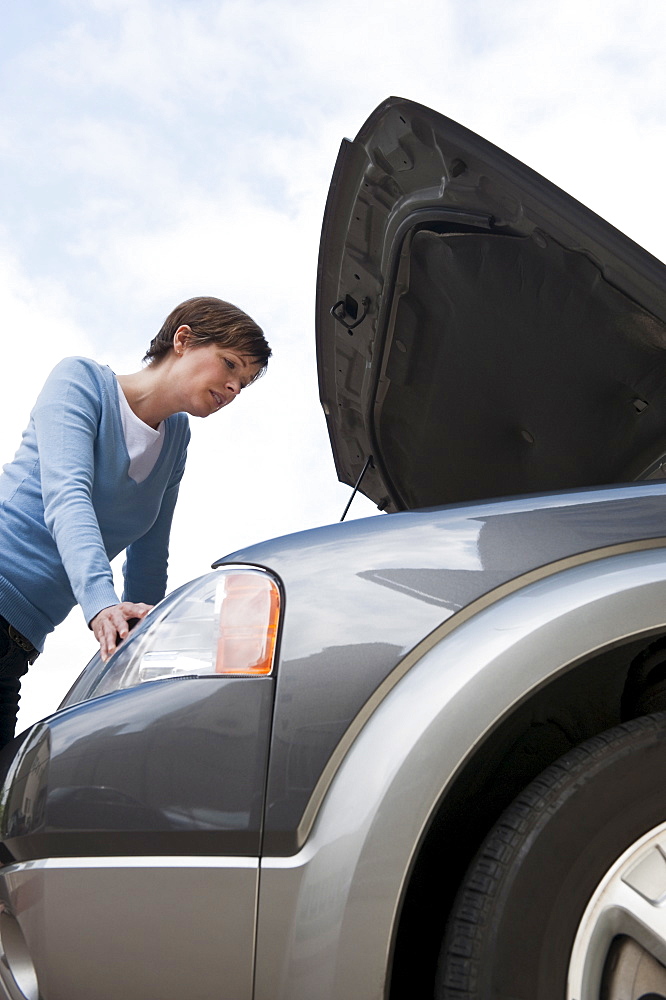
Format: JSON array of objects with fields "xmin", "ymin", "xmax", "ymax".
[{"xmin": 172, "ymin": 338, "xmax": 263, "ymax": 418}]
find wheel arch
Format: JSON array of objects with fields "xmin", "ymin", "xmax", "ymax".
[{"xmin": 389, "ymin": 552, "xmax": 666, "ymax": 997}]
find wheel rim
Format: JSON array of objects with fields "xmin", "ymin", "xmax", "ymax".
[{"xmin": 568, "ymin": 820, "xmax": 666, "ymax": 999}]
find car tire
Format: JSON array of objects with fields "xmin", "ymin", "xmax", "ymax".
[{"xmin": 435, "ymin": 713, "xmax": 666, "ymax": 999}]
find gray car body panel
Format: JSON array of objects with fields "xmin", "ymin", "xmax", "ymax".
[
  {"xmin": 253, "ymin": 548, "xmax": 666, "ymax": 1000},
  {"xmin": 0, "ymin": 675, "xmax": 274, "ymax": 861},
  {"xmin": 218, "ymin": 480, "xmax": 666, "ymax": 854},
  {"xmin": 0, "ymin": 857, "xmax": 258, "ymax": 1000},
  {"xmin": 2, "ymin": 541, "xmax": 665, "ymax": 999}
]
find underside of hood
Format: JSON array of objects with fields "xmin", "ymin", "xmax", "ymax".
[{"xmin": 316, "ymin": 97, "xmax": 666, "ymax": 512}]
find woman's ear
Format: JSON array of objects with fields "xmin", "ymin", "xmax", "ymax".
[{"xmin": 173, "ymin": 325, "xmax": 193, "ymax": 356}]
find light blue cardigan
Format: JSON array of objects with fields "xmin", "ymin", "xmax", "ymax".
[{"xmin": 0, "ymin": 357, "xmax": 190, "ymax": 650}]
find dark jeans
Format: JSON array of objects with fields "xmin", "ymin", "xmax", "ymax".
[{"xmin": 0, "ymin": 620, "xmax": 33, "ymax": 750}]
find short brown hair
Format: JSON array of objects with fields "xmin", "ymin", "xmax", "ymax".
[{"xmin": 144, "ymin": 296, "xmax": 271, "ymax": 378}]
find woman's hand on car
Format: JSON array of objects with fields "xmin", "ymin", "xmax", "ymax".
[{"xmin": 90, "ymin": 602, "xmax": 153, "ymax": 662}]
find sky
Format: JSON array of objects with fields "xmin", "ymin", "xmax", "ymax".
[{"xmin": 1, "ymin": 0, "xmax": 665, "ymax": 728}]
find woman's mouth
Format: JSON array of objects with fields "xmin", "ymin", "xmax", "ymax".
[{"xmin": 210, "ymin": 390, "xmax": 224, "ymax": 410}]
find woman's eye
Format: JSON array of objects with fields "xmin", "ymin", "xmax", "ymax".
[{"xmin": 225, "ymin": 358, "xmax": 235, "ymax": 371}]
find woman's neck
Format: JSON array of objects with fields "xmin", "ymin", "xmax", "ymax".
[{"xmin": 117, "ymin": 360, "xmax": 177, "ymax": 429}]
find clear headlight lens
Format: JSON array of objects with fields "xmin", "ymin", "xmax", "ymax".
[{"xmin": 62, "ymin": 566, "xmax": 281, "ymax": 707}]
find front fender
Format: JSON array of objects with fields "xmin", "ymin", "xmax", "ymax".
[{"xmin": 255, "ymin": 546, "xmax": 666, "ymax": 1000}]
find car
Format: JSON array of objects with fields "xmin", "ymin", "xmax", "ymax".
[{"xmin": 0, "ymin": 95, "xmax": 665, "ymax": 1000}]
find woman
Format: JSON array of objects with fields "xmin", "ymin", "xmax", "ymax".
[{"xmin": 0, "ymin": 296, "xmax": 271, "ymax": 746}]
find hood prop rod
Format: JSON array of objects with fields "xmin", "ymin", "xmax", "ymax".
[{"xmin": 340, "ymin": 455, "xmax": 374, "ymax": 521}]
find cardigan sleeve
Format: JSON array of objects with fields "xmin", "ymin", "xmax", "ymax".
[
  {"xmin": 121, "ymin": 428, "xmax": 189, "ymax": 606},
  {"xmin": 32, "ymin": 358, "xmax": 121, "ymax": 625}
]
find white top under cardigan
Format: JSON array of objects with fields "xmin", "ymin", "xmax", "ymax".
[{"xmin": 116, "ymin": 382, "xmax": 166, "ymax": 484}]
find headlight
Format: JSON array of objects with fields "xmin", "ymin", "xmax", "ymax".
[{"xmin": 62, "ymin": 566, "xmax": 281, "ymax": 707}]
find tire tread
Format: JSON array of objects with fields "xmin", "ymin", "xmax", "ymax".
[{"xmin": 437, "ymin": 713, "xmax": 666, "ymax": 998}]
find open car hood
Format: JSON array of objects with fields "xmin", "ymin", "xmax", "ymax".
[{"xmin": 316, "ymin": 97, "xmax": 666, "ymax": 512}]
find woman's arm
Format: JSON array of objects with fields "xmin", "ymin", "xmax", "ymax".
[{"xmin": 33, "ymin": 359, "xmax": 121, "ymax": 626}]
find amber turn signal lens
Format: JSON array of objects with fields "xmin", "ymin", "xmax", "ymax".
[{"xmin": 215, "ymin": 571, "xmax": 280, "ymax": 675}]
